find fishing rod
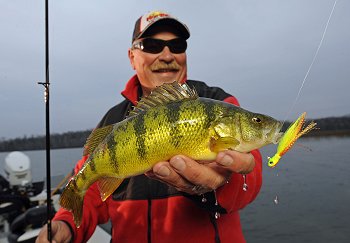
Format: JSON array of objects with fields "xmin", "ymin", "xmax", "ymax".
[{"xmin": 38, "ymin": 0, "xmax": 52, "ymax": 241}]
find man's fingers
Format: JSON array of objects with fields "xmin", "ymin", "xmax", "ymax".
[
  {"xmin": 169, "ymin": 156, "xmax": 227, "ymax": 191},
  {"xmin": 150, "ymin": 158, "xmax": 226, "ymax": 195},
  {"xmin": 151, "ymin": 161, "xmax": 195, "ymax": 192},
  {"xmin": 36, "ymin": 221, "xmax": 72, "ymax": 243},
  {"xmin": 216, "ymin": 150, "xmax": 255, "ymax": 174},
  {"xmin": 148, "ymin": 151, "xmax": 255, "ymax": 195}
]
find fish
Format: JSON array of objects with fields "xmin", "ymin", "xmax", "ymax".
[
  {"xmin": 59, "ymin": 81, "xmax": 283, "ymax": 227},
  {"xmin": 267, "ymin": 112, "xmax": 318, "ymax": 168}
]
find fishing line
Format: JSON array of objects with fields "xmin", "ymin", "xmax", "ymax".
[
  {"xmin": 271, "ymin": 0, "xmax": 337, "ymax": 206},
  {"xmin": 282, "ymin": 0, "xmax": 337, "ymax": 125}
]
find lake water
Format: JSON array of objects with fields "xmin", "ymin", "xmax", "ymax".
[{"xmin": 1, "ymin": 137, "xmax": 349, "ymax": 243}]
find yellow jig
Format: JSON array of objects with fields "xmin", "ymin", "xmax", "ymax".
[{"xmin": 268, "ymin": 112, "xmax": 317, "ymax": 168}]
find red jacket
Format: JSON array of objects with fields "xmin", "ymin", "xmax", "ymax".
[{"xmin": 53, "ymin": 76, "xmax": 263, "ymax": 243}]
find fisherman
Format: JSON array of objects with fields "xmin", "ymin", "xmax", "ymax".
[{"xmin": 36, "ymin": 10, "xmax": 262, "ymax": 243}]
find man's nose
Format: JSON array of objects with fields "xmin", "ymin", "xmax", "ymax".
[{"xmin": 158, "ymin": 46, "xmax": 175, "ymax": 63}]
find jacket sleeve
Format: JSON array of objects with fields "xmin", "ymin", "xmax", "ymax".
[{"xmin": 53, "ymin": 155, "xmax": 110, "ymax": 243}]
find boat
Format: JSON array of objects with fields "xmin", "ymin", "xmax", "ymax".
[{"xmin": 0, "ymin": 151, "xmax": 111, "ymax": 243}]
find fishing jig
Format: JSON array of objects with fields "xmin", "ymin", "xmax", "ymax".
[{"xmin": 268, "ymin": 112, "xmax": 317, "ymax": 168}]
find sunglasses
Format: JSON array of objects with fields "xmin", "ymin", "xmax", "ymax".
[{"xmin": 132, "ymin": 38, "xmax": 187, "ymax": 54}]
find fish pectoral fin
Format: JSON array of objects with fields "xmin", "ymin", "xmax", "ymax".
[
  {"xmin": 83, "ymin": 125, "xmax": 114, "ymax": 156},
  {"xmin": 97, "ymin": 177, "xmax": 124, "ymax": 201},
  {"xmin": 210, "ymin": 136, "xmax": 240, "ymax": 153}
]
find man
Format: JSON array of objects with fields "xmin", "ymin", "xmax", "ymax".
[{"xmin": 36, "ymin": 11, "xmax": 262, "ymax": 243}]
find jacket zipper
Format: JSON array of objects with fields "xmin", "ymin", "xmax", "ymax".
[
  {"xmin": 209, "ymin": 212, "xmax": 221, "ymax": 243},
  {"xmin": 147, "ymin": 198, "xmax": 152, "ymax": 243}
]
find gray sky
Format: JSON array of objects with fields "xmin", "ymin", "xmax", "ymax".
[{"xmin": 1, "ymin": 0, "xmax": 349, "ymax": 139}]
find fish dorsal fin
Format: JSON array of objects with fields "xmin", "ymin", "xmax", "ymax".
[
  {"xmin": 83, "ymin": 124, "xmax": 114, "ymax": 156},
  {"xmin": 128, "ymin": 81, "xmax": 198, "ymax": 117}
]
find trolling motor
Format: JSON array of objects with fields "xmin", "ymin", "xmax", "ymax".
[
  {"xmin": 4, "ymin": 152, "xmax": 33, "ymax": 191},
  {"xmin": 1, "ymin": 152, "xmax": 33, "ymax": 224},
  {"xmin": 0, "ymin": 152, "xmax": 52, "ymax": 243}
]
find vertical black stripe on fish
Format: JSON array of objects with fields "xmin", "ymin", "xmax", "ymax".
[
  {"xmin": 71, "ymin": 178, "xmax": 78, "ymax": 191},
  {"xmin": 166, "ymin": 102, "xmax": 182, "ymax": 148},
  {"xmin": 107, "ymin": 134, "xmax": 118, "ymax": 173},
  {"xmin": 89, "ymin": 159, "xmax": 96, "ymax": 172},
  {"xmin": 80, "ymin": 170, "xmax": 86, "ymax": 181},
  {"xmin": 192, "ymin": 101, "xmax": 210, "ymax": 134},
  {"xmin": 132, "ymin": 114, "xmax": 147, "ymax": 159},
  {"xmin": 203, "ymin": 102, "xmax": 217, "ymax": 127}
]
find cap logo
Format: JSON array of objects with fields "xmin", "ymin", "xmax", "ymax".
[{"xmin": 146, "ymin": 11, "xmax": 169, "ymax": 23}]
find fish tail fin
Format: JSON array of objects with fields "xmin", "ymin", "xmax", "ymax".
[{"xmin": 59, "ymin": 178, "xmax": 84, "ymax": 227}]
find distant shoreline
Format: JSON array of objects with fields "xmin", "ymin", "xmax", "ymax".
[
  {"xmin": 0, "ymin": 129, "xmax": 349, "ymax": 153},
  {"xmin": 307, "ymin": 129, "xmax": 350, "ymax": 137},
  {"xmin": 1, "ymin": 116, "xmax": 350, "ymax": 152}
]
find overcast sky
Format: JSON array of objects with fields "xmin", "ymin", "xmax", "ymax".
[{"xmin": 0, "ymin": 0, "xmax": 349, "ymax": 139}]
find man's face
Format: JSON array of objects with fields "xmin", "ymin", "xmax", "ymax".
[{"xmin": 128, "ymin": 31, "xmax": 187, "ymax": 96}]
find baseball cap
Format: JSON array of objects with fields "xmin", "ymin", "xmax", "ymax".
[{"xmin": 132, "ymin": 11, "xmax": 190, "ymax": 43}]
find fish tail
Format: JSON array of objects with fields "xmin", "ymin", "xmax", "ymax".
[{"xmin": 59, "ymin": 178, "xmax": 84, "ymax": 227}]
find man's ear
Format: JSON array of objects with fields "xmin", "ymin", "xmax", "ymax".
[{"xmin": 128, "ymin": 49, "xmax": 136, "ymax": 70}]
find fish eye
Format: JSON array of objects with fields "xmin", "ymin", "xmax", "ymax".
[{"xmin": 252, "ymin": 117, "xmax": 262, "ymax": 123}]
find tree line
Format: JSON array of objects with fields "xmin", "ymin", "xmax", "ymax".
[
  {"xmin": 0, "ymin": 130, "xmax": 92, "ymax": 152},
  {"xmin": 1, "ymin": 116, "xmax": 350, "ymax": 152}
]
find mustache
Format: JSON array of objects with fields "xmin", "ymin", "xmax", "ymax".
[{"xmin": 150, "ymin": 61, "xmax": 181, "ymax": 71}]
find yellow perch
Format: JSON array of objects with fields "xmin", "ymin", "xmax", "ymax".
[{"xmin": 60, "ymin": 81, "xmax": 283, "ymax": 227}]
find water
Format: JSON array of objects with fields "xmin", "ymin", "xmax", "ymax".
[
  {"xmin": 1, "ymin": 137, "xmax": 349, "ymax": 242},
  {"xmin": 240, "ymin": 136, "xmax": 350, "ymax": 243},
  {"xmin": 0, "ymin": 147, "xmax": 82, "ymax": 182}
]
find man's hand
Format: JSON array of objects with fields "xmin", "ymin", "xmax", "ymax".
[
  {"xmin": 35, "ymin": 221, "xmax": 72, "ymax": 243},
  {"xmin": 146, "ymin": 150, "xmax": 255, "ymax": 195}
]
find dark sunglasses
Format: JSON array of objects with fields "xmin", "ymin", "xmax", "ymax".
[{"xmin": 132, "ymin": 38, "xmax": 187, "ymax": 54}]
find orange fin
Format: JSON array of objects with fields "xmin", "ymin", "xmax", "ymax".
[{"xmin": 97, "ymin": 177, "xmax": 124, "ymax": 201}]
